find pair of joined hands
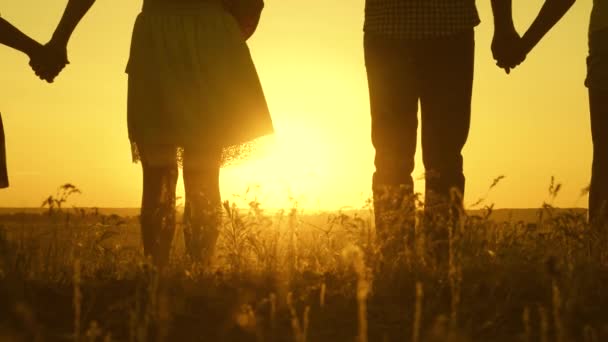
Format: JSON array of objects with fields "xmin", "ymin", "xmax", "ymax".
[
  {"xmin": 492, "ymin": 27, "xmax": 531, "ymax": 74},
  {"xmin": 28, "ymin": 40, "xmax": 69, "ymax": 83},
  {"xmin": 23, "ymin": 28, "xmax": 530, "ymax": 80}
]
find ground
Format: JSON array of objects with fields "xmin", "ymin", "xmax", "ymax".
[{"xmin": 0, "ymin": 196, "xmax": 607, "ymax": 342}]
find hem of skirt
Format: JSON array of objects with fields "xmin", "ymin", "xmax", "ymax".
[{"xmin": 130, "ymin": 130, "xmax": 274, "ymax": 168}]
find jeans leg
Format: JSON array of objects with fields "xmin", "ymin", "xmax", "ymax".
[
  {"xmin": 365, "ymin": 34, "xmax": 420, "ymax": 258},
  {"xmin": 365, "ymin": 35, "xmax": 420, "ymax": 191},
  {"xmin": 420, "ymin": 31, "xmax": 474, "ymax": 216},
  {"xmin": 418, "ymin": 31, "xmax": 474, "ymax": 257}
]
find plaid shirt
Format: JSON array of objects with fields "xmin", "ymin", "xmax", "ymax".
[{"xmin": 364, "ymin": 0, "xmax": 480, "ymax": 39}]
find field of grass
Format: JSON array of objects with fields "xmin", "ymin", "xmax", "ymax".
[{"xmin": 1, "ymin": 183, "xmax": 607, "ymax": 342}]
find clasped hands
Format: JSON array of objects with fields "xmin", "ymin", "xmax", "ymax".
[
  {"xmin": 28, "ymin": 39, "xmax": 69, "ymax": 83},
  {"xmin": 24, "ymin": 27, "xmax": 530, "ymax": 81},
  {"xmin": 492, "ymin": 27, "xmax": 531, "ymax": 74}
]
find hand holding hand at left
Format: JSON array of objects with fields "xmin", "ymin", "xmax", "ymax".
[
  {"xmin": 492, "ymin": 27, "xmax": 526, "ymax": 74},
  {"xmin": 29, "ymin": 40, "xmax": 69, "ymax": 83}
]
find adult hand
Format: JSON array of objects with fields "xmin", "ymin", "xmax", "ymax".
[
  {"xmin": 29, "ymin": 40, "xmax": 69, "ymax": 83},
  {"xmin": 491, "ymin": 27, "xmax": 525, "ymax": 74}
]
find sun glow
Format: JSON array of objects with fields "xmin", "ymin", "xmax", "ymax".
[
  {"xmin": 217, "ymin": 116, "xmax": 339, "ymax": 210},
  {"xmin": 0, "ymin": 0, "xmax": 595, "ymax": 210}
]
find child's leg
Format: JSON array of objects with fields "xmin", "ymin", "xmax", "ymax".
[
  {"xmin": 139, "ymin": 145, "xmax": 179, "ymax": 268},
  {"xmin": 182, "ymin": 147, "xmax": 222, "ymax": 264}
]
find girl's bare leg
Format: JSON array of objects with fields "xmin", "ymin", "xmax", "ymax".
[
  {"xmin": 183, "ymin": 148, "xmax": 222, "ymax": 264},
  {"xmin": 140, "ymin": 148, "xmax": 179, "ymax": 268}
]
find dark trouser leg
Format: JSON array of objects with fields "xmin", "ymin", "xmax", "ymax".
[
  {"xmin": 587, "ymin": 29, "xmax": 608, "ymax": 227},
  {"xmin": 182, "ymin": 148, "xmax": 222, "ymax": 264},
  {"xmin": 365, "ymin": 34, "xmax": 420, "ymax": 256},
  {"xmin": 589, "ymin": 87, "xmax": 608, "ymax": 226},
  {"xmin": 419, "ymin": 30, "xmax": 474, "ymax": 242},
  {"xmin": 140, "ymin": 158, "xmax": 178, "ymax": 268},
  {"xmin": 0, "ymin": 114, "xmax": 8, "ymax": 189}
]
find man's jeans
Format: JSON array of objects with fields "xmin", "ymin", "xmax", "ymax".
[{"xmin": 364, "ymin": 29, "xmax": 474, "ymax": 222}]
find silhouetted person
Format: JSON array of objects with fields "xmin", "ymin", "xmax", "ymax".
[
  {"xmin": 1, "ymin": 16, "xmax": 41, "ymax": 189},
  {"xmin": 36, "ymin": 0, "xmax": 273, "ymax": 268},
  {"xmin": 364, "ymin": 0, "xmax": 521, "ymax": 257},
  {"xmin": 0, "ymin": 112, "xmax": 6, "ymax": 189},
  {"xmin": 0, "ymin": 13, "xmax": 68, "ymax": 189},
  {"xmin": 587, "ymin": 1, "xmax": 608, "ymax": 227},
  {"xmin": 494, "ymin": 0, "xmax": 608, "ymax": 227}
]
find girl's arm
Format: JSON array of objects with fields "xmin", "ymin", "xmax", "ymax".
[
  {"xmin": 520, "ymin": 0, "xmax": 577, "ymax": 56},
  {"xmin": 48, "ymin": 0, "xmax": 97, "ymax": 48},
  {"xmin": 30, "ymin": 0, "xmax": 97, "ymax": 82},
  {"xmin": 0, "ymin": 17, "xmax": 41, "ymax": 58}
]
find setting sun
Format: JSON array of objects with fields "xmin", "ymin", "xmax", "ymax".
[{"xmin": 1, "ymin": 0, "xmax": 606, "ymax": 341}]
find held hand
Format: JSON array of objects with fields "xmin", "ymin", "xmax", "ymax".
[
  {"xmin": 29, "ymin": 40, "xmax": 69, "ymax": 83},
  {"xmin": 495, "ymin": 41, "xmax": 527, "ymax": 74},
  {"xmin": 492, "ymin": 27, "xmax": 525, "ymax": 74}
]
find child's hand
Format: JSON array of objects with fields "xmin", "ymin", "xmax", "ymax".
[
  {"xmin": 494, "ymin": 39, "xmax": 527, "ymax": 74},
  {"xmin": 29, "ymin": 41, "xmax": 69, "ymax": 83},
  {"xmin": 492, "ymin": 28, "xmax": 525, "ymax": 74}
]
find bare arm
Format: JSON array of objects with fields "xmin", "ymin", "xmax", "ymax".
[
  {"xmin": 0, "ymin": 17, "xmax": 41, "ymax": 58},
  {"xmin": 30, "ymin": 0, "xmax": 96, "ymax": 82},
  {"xmin": 520, "ymin": 0, "xmax": 576, "ymax": 55},
  {"xmin": 48, "ymin": 0, "xmax": 97, "ymax": 47},
  {"xmin": 491, "ymin": 0, "xmax": 516, "ymax": 34}
]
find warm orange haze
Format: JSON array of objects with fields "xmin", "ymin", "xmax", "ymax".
[
  {"xmin": 1, "ymin": 1, "xmax": 607, "ymax": 341},
  {"xmin": 0, "ymin": 0, "xmax": 593, "ymax": 210}
]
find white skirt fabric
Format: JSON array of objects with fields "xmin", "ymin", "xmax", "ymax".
[{"xmin": 126, "ymin": 1, "xmax": 273, "ymax": 166}]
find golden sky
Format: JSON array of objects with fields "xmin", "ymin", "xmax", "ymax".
[{"xmin": 0, "ymin": 0, "xmax": 593, "ymax": 210}]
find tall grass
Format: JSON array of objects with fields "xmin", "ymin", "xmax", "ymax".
[{"xmin": 0, "ymin": 180, "xmax": 607, "ymax": 341}]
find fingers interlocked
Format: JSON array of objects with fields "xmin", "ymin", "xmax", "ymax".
[{"xmin": 29, "ymin": 42, "xmax": 69, "ymax": 83}]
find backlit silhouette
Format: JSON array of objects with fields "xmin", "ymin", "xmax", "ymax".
[
  {"xmin": 32, "ymin": 0, "xmax": 273, "ymax": 268},
  {"xmin": 0, "ymin": 15, "xmax": 47, "ymax": 188},
  {"xmin": 493, "ymin": 0, "xmax": 607, "ymax": 226},
  {"xmin": 364, "ymin": 0, "xmax": 521, "ymax": 259}
]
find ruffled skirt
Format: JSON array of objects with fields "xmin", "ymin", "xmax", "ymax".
[{"xmin": 126, "ymin": 1, "xmax": 273, "ymax": 166}]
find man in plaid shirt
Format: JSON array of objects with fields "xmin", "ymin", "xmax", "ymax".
[{"xmin": 364, "ymin": 0, "xmax": 519, "ymax": 256}]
